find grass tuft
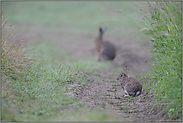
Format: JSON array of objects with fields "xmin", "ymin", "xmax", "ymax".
[{"xmin": 1, "ymin": 18, "xmax": 33, "ymax": 81}]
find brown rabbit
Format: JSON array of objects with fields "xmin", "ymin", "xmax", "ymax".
[
  {"xmin": 117, "ymin": 66, "xmax": 142, "ymax": 97},
  {"xmin": 94, "ymin": 28, "xmax": 116, "ymax": 61}
]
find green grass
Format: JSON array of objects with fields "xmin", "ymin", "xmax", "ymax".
[
  {"xmin": 1, "ymin": 41, "xmax": 78, "ymax": 121},
  {"xmin": 2, "ymin": 62, "xmax": 90, "ymax": 121},
  {"xmin": 139, "ymin": 1, "xmax": 182, "ymax": 120},
  {"xmin": 47, "ymin": 107, "xmax": 120, "ymax": 122}
]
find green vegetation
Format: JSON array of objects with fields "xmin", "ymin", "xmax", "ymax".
[
  {"xmin": 139, "ymin": 1, "xmax": 182, "ymax": 120},
  {"xmin": 2, "ymin": 23, "xmax": 73, "ymax": 121},
  {"xmin": 48, "ymin": 107, "xmax": 119, "ymax": 122}
]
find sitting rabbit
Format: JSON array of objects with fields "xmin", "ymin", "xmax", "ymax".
[
  {"xmin": 117, "ymin": 66, "xmax": 142, "ymax": 97},
  {"xmin": 94, "ymin": 27, "xmax": 116, "ymax": 61}
]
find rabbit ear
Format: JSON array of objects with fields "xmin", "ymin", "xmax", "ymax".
[
  {"xmin": 125, "ymin": 66, "xmax": 129, "ymax": 75},
  {"xmin": 99, "ymin": 28, "xmax": 103, "ymax": 33},
  {"xmin": 99, "ymin": 27, "xmax": 106, "ymax": 34},
  {"xmin": 124, "ymin": 73, "xmax": 128, "ymax": 77}
]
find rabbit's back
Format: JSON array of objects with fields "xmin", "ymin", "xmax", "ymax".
[
  {"xmin": 101, "ymin": 41, "xmax": 116, "ymax": 60},
  {"xmin": 125, "ymin": 77, "xmax": 142, "ymax": 97}
]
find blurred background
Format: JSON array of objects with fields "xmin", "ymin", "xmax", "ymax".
[{"xmin": 2, "ymin": 1, "xmax": 151, "ymax": 75}]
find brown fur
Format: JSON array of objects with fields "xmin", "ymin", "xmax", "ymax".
[
  {"xmin": 117, "ymin": 66, "xmax": 142, "ymax": 97},
  {"xmin": 94, "ymin": 28, "xmax": 116, "ymax": 61}
]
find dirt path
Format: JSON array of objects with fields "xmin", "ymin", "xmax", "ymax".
[{"xmin": 15, "ymin": 24, "xmax": 166, "ymax": 121}]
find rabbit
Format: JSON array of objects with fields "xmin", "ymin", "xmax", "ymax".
[
  {"xmin": 117, "ymin": 66, "xmax": 142, "ymax": 97},
  {"xmin": 94, "ymin": 27, "xmax": 116, "ymax": 61}
]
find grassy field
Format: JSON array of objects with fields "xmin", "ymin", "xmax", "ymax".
[{"xmin": 1, "ymin": 1, "xmax": 182, "ymax": 122}]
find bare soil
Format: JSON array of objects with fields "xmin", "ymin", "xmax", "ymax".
[{"xmin": 14, "ymin": 24, "xmax": 168, "ymax": 122}]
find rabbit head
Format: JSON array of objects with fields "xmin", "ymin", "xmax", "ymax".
[{"xmin": 117, "ymin": 73, "xmax": 128, "ymax": 82}]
